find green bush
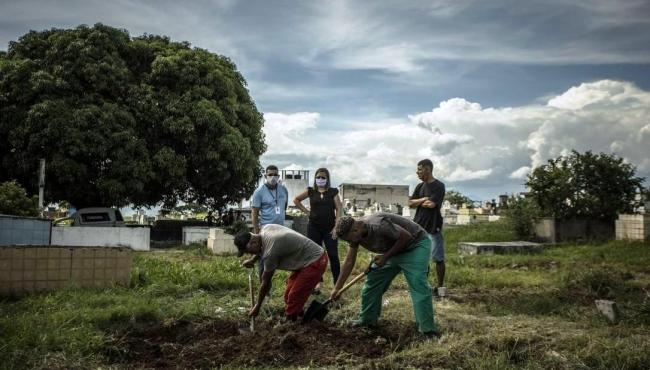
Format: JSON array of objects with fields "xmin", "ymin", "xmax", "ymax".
[
  {"xmin": 502, "ymin": 196, "xmax": 540, "ymax": 240},
  {"xmin": 0, "ymin": 180, "xmax": 39, "ymax": 217}
]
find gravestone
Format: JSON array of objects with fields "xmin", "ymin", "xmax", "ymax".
[
  {"xmin": 458, "ymin": 241, "xmax": 544, "ymax": 255},
  {"xmin": 207, "ymin": 228, "xmax": 237, "ymax": 255}
]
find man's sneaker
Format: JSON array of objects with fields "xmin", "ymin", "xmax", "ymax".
[{"xmin": 431, "ymin": 286, "xmax": 447, "ymax": 298}]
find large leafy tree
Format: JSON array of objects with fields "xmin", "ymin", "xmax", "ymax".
[
  {"xmin": 0, "ymin": 24, "xmax": 265, "ymax": 209},
  {"xmin": 526, "ymin": 151, "xmax": 645, "ymax": 221}
]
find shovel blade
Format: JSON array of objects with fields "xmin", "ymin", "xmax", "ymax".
[{"xmin": 303, "ymin": 299, "xmax": 329, "ymax": 322}]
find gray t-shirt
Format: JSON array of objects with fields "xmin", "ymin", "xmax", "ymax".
[
  {"xmin": 261, "ymin": 224, "xmax": 324, "ymax": 271},
  {"xmin": 358, "ymin": 213, "xmax": 428, "ymax": 253}
]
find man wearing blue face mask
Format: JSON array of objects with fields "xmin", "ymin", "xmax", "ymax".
[{"xmin": 245, "ymin": 165, "xmax": 290, "ymax": 281}]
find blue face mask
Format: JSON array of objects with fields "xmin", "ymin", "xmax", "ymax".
[{"xmin": 315, "ymin": 178, "xmax": 327, "ymax": 187}]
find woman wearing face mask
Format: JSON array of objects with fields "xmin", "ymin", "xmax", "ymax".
[{"xmin": 293, "ymin": 168, "xmax": 342, "ymax": 294}]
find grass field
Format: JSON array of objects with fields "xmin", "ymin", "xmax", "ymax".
[{"xmin": 1, "ymin": 222, "xmax": 649, "ymax": 369}]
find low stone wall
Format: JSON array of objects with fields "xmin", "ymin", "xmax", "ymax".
[
  {"xmin": 51, "ymin": 226, "xmax": 150, "ymax": 251},
  {"xmin": 0, "ymin": 246, "xmax": 131, "ymax": 294},
  {"xmin": 458, "ymin": 241, "xmax": 544, "ymax": 255},
  {"xmin": 182, "ymin": 226, "xmax": 210, "ymax": 245},
  {"xmin": 456, "ymin": 214, "xmax": 490, "ymax": 225},
  {"xmin": 616, "ymin": 214, "xmax": 650, "ymax": 241},
  {"xmin": 534, "ymin": 217, "xmax": 614, "ymax": 243}
]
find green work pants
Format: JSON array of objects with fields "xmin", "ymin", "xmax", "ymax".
[{"xmin": 358, "ymin": 236, "xmax": 436, "ymax": 333}]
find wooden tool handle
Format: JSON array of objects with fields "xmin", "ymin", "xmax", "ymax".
[
  {"xmin": 248, "ymin": 270, "xmax": 255, "ymax": 306},
  {"xmin": 248, "ymin": 270, "xmax": 255, "ymax": 332},
  {"xmin": 326, "ymin": 269, "xmax": 368, "ymax": 304}
]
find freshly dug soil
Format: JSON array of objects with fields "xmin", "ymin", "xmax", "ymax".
[{"xmin": 105, "ymin": 318, "xmax": 414, "ymax": 369}]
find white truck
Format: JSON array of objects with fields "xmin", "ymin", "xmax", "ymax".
[{"xmin": 54, "ymin": 207, "xmax": 125, "ymax": 227}]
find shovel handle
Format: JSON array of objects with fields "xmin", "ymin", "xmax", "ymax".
[
  {"xmin": 327, "ymin": 268, "xmax": 370, "ymax": 304},
  {"xmin": 248, "ymin": 270, "xmax": 255, "ymax": 332},
  {"xmin": 248, "ymin": 270, "xmax": 255, "ymax": 306}
]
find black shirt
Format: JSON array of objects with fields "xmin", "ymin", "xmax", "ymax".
[
  {"xmin": 411, "ymin": 179, "xmax": 445, "ymax": 234},
  {"xmin": 308, "ymin": 187, "xmax": 338, "ymax": 230}
]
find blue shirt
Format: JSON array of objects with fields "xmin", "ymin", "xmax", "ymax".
[{"xmin": 251, "ymin": 183, "xmax": 288, "ymax": 226}]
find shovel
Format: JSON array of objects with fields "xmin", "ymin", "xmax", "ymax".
[
  {"xmin": 239, "ymin": 269, "xmax": 256, "ymax": 334},
  {"xmin": 303, "ymin": 262, "xmax": 376, "ymax": 322}
]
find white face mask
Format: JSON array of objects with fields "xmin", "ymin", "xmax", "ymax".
[
  {"xmin": 266, "ymin": 175, "xmax": 279, "ymax": 186},
  {"xmin": 315, "ymin": 178, "xmax": 327, "ymax": 187}
]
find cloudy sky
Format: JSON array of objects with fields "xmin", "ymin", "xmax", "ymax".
[{"xmin": 2, "ymin": 0, "xmax": 649, "ymax": 200}]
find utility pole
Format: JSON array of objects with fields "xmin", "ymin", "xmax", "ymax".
[{"xmin": 38, "ymin": 158, "xmax": 45, "ymax": 217}]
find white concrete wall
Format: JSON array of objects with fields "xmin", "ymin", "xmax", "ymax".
[
  {"xmin": 182, "ymin": 226, "xmax": 210, "ymax": 245},
  {"xmin": 207, "ymin": 228, "xmax": 237, "ymax": 255},
  {"xmin": 51, "ymin": 227, "xmax": 150, "ymax": 251},
  {"xmin": 616, "ymin": 214, "xmax": 650, "ymax": 240}
]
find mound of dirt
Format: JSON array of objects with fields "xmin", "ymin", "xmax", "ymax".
[{"xmin": 105, "ymin": 318, "xmax": 412, "ymax": 369}]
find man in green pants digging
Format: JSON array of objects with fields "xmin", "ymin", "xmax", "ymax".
[{"xmin": 329, "ymin": 213, "xmax": 440, "ymax": 338}]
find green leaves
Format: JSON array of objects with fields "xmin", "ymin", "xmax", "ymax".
[
  {"xmin": 0, "ymin": 180, "xmax": 39, "ymax": 217},
  {"xmin": 526, "ymin": 151, "xmax": 645, "ymax": 221},
  {"xmin": 0, "ymin": 24, "xmax": 265, "ymax": 209}
]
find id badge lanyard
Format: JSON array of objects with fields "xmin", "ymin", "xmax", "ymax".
[{"xmin": 267, "ymin": 186, "xmax": 281, "ymax": 214}]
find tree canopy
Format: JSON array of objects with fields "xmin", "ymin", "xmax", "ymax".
[
  {"xmin": 526, "ymin": 151, "xmax": 645, "ymax": 221},
  {"xmin": 445, "ymin": 190, "xmax": 473, "ymax": 208},
  {"xmin": 0, "ymin": 24, "xmax": 265, "ymax": 209}
]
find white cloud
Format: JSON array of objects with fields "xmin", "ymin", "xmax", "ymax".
[
  {"xmin": 261, "ymin": 79, "xmax": 650, "ymax": 198},
  {"xmin": 448, "ymin": 167, "xmax": 493, "ymax": 182},
  {"xmin": 547, "ymin": 80, "xmax": 650, "ymax": 110},
  {"xmin": 262, "ymin": 112, "xmax": 320, "ymax": 156},
  {"xmin": 510, "ymin": 166, "xmax": 531, "ymax": 180},
  {"xmin": 300, "ymin": 1, "xmax": 650, "ymax": 73}
]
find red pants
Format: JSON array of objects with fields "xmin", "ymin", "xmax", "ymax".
[{"xmin": 284, "ymin": 253, "xmax": 328, "ymax": 317}]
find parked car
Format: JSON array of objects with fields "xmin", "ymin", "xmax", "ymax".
[{"xmin": 54, "ymin": 207, "xmax": 125, "ymax": 227}]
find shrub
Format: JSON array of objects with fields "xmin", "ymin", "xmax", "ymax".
[
  {"xmin": 0, "ymin": 180, "xmax": 39, "ymax": 217},
  {"xmin": 502, "ymin": 196, "xmax": 540, "ymax": 240}
]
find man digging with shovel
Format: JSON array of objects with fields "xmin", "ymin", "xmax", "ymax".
[
  {"xmin": 235, "ymin": 224, "xmax": 328, "ymax": 322},
  {"xmin": 330, "ymin": 213, "xmax": 441, "ymax": 338}
]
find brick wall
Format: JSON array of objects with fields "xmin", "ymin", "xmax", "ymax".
[{"xmin": 0, "ymin": 246, "xmax": 131, "ymax": 294}]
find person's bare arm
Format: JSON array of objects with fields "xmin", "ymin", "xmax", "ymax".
[
  {"xmin": 422, "ymin": 199, "xmax": 437, "ymax": 209},
  {"xmin": 249, "ymin": 269, "xmax": 274, "ymax": 317},
  {"xmin": 293, "ymin": 190, "xmax": 310, "ymax": 215},
  {"xmin": 408, "ymin": 197, "xmax": 428, "ymax": 208},
  {"xmin": 331, "ymin": 194, "xmax": 343, "ymax": 238},
  {"xmin": 251, "ymin": 207, "xmax": 260, "ymax": 233},
  {"xmin": 330, "ymin": 245, "xmax": 359, "ymax": 300},
  {"xmin": 242, "ymin": 255, "xmax": 260, "ymax": 268}
]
